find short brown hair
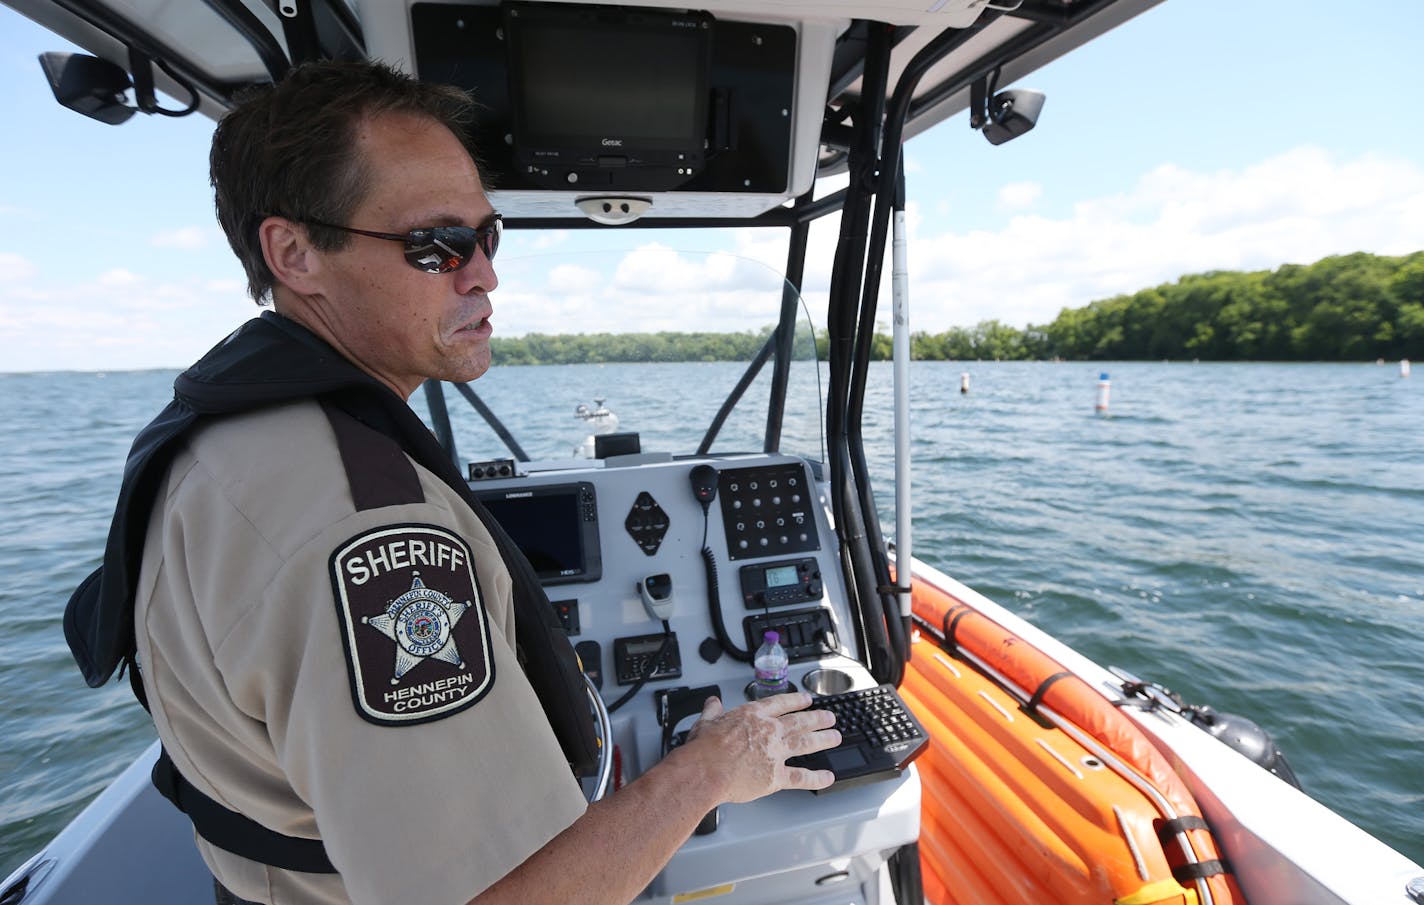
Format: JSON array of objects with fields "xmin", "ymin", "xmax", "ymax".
[{"xmin": 210, "ymin": 61, "xmax": 480, "ymax": 303}]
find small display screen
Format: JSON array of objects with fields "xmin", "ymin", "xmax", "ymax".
[
  {"xmin": 764, "ymin": 565, "xmax": 799, "ymax": 589},
  {"xmin": 519, "ymin": 27, "xmax": 703, "ymax": 142},
  {"xmin": 482, "ymin": 493, "xmax": 580, "ymax": 577},
  {"xmin": 505, "ymin": 4, "xmax": 711, "ymax": 154},
  {"xmin": 626, "ymin": 637, "xmax": 664, "ymax": 656}
]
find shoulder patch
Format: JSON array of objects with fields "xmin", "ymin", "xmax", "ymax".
[{"xmin": 330, "ymin": 524, "xmax": 495, "ymax": 725}]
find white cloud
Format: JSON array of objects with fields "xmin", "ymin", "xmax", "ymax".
[
  {"xmin": 905, "ymin": 147, "xmax": 1424, "ymax": 329},
  {"xmin": 997, "ymin": 181, "xmax": 1042, "ymax": 210},
  {"xmin": 613, "ymin": 244, "xmax": 720, "ymax": 293},
  {"xmin": 0, "ymin": 271, "xmax": 253, "ymax": 372},
  {"xmin": 98, "ymin": 268, "xmax": 142, "ymax": 286},
  {"xmin": 203, "ymin": 278, "xmax": 247, "ymax": 294},
  {"xmin": 684, "ymin": 148, "xmax": 1424, "ymax": 335},
  {"xmin": 150, "ymin": 226, "xmax": 212, "ymax": 249},
  {"xmin": 6, "ymin": 148, "xmax": 1420, "ymax": 370},
  {"xmin": 609, "ymin": 244, "xmax": 778, "ymax": 297},
  {"xmin": 488, "ymin": 240, "xmax": 806, "ymax": 337},
  {"xmin": 546, "ymin": 262, "xmax": 601, "ymax": 294},
  {"xmin": 0, "ymin": 252, "xmax": 35, "ymax": 281},
  {"xmin": 530, "ymin": 229, "xmax": 570, "ymax": 251}
]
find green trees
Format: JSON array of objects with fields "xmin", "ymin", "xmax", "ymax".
[
  {"xmin": 1393, "ymin": 257, "xmax": 1424, "ymax": 353},
  {"xmin": 978, "ymin": 251, "xmax": 1422, "ymax": 361},
  {"xmin": 489, "ymin": 325, "xmax": 822, "ymax": 366},
  {"xmin": 909, "ymin": 320, "xmax": 1041, "ymax": 361},
  {"xmin": 488, "ymin": 251, "xmax": 1423, "ymax": 364}
]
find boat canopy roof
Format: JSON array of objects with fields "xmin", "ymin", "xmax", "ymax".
[{"xmin": 10, "ymin": 0, "xmax": 1161, "ymax": 224}]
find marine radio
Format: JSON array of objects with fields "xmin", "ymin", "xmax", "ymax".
[{"xmin": 739, "ymin": 557, "xmax": 822, "ymax": 609}]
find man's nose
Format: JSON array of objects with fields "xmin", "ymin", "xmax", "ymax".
[{"xmin": 456, "ymin": 245, "xmax": 498, "ymax": 294}]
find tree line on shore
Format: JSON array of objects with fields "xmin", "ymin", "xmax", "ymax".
[
  {"xmin": 489, "ymin": 327, "xmax": 818, "ymax": 365},
  {"xmin": 489, "ymin": 251, "xmax": 1423, "ymax": 364}
]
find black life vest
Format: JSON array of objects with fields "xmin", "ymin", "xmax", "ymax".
[{"xmin": 64, "ymin": 310, "xmax": 598, "ymax": 873}]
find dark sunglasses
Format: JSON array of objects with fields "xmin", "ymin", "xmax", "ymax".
[{"xmin": 302, "ymin": 214, "xmax": 502, "ymax": 273}]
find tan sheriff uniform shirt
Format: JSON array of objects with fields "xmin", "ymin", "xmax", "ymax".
[{"xmin": 133, "ymin": 400, "xmax": 587, "ymax": 904}]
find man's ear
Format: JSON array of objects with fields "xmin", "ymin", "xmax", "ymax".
[{"xmin": 259, "ymin": 216, "xmax": 324, "ymax": 296}]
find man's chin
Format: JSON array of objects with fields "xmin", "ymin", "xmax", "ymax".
[{"xmin": 443, "ymin": 353, "xmax": 492, "ymax": 385}]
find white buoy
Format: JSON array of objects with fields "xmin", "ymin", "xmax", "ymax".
[
  {"xmin": 1095, "ymin": 372, "xmax": 1111, "ymax": 414},
  {"xmin": 960, "ymin": 372, "xmax": 970, "ymax": 394},
  {"xmin": 1402, "ymin": 359, "xmax": 1412, "ymax": 378}
]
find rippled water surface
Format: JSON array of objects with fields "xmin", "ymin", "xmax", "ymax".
[{"xmin": 2, "ymin": 359, "xmax": 1421, "ymax": 879}]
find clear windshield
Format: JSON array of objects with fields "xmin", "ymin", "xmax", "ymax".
[{"xmin": 411, "ymin": 246, "xmax": 826, "ymax": 465}]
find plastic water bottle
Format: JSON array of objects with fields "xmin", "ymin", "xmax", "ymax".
[{"xmin": 751, "ymin": 631, "xmax": 790, "ymax": 699}]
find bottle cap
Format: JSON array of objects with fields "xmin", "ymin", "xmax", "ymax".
[{"xmin": 763, "ymin": 630, "xmax": 779, "ymax": 644}]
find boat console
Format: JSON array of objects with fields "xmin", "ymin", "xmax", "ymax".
[{"xmin": 470, "ymin": 451, "xmax": 921, "ymax": 903}]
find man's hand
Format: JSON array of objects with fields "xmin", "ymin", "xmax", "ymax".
[
  {"xmin": 473, "ymin": 691, "xmax": 840, "ymax": 904},
  {"xmin": 682, "ymin": 691, "xmax": 840, "ymax": 801}
]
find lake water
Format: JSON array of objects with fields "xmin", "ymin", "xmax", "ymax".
[{"xmin": 1, "ymin": 357, "xmax": 1421, "ymax": 880}]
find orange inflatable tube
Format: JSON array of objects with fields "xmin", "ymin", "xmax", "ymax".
[{"xmin": 903, "ymin": 572, "xmax": 1244, "ymax": 905}]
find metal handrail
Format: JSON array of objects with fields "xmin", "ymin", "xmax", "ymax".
[{"xmin": 585, "ymin": 673, "xmax": 614, "ymax": 803}]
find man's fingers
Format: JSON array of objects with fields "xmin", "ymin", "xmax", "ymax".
[
  {"xmin": 787, "ymin": 727, "xmax": 842, "ymax": 755},
  {"xmin": 782, "ymin": 707, "xmax": 837, "ymax": 733},
  {"xmin": 781, "ymin": 766, "xmax": 836, "ymax": 791},
  {"xmin": 751, "ymin": 691, "xmax": 815, "ymax": 716},
  {"xmin": 700, "ymin": 695, "xmax": 724, "ymax": 720},
  {"xmin": 686, "ymin": 695, "xmax": 724, "ymax": 744}
]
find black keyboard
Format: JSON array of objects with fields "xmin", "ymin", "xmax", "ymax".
[{"xmin": 788, "ymin": 684, "xmax": 929, "ymax": 791}]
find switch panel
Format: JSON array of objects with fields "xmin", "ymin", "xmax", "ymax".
[
  {"xmin": 625, "ymin": 491, "xmax": 670, "ymax": 555},
  {"xmin": 551, "ymin": 598, "xmax": 580, "ymax": 635},
  {"xmin": 718, "ymin": 463, "xmax": 820, "ymax": 560},
  {"xmin": 742, "ymin": 607, "xmax": 835, "ymax": 663}
]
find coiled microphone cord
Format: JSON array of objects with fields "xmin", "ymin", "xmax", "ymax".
[{"xmin": 701, "ymin": 514, "xmax": 750, "ymax": 662}]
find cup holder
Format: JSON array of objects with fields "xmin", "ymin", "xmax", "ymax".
[{"xmin": 801, "ymin": 668, "xmax": 854, "ymax": 696}]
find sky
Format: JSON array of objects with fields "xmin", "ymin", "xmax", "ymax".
[{"xmin": 1, "ymin": 0, "xmax": 1422, "ymax": 371}]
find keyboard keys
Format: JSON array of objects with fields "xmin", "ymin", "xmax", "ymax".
[{"xmin": 788, "ymin": 684, "xmax": 928, "ymax": 790}]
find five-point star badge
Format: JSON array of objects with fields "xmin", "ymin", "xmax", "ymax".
[{"xmin": 362, "ymin": 572, "xmax": 470, "ymax": 683}]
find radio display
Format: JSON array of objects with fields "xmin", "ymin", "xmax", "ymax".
[{"xmin": 764, "ymin": 565, "xmax": 798, "ymax": 588}]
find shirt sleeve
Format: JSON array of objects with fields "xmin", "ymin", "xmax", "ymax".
[{"xmin": 212, "ymin": 501, "xmax": 589, "ymax": 905}]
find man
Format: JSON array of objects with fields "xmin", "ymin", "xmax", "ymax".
[{"xmin": 66, "ymin": 61, "xmax": 839, "ymax": 904}]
